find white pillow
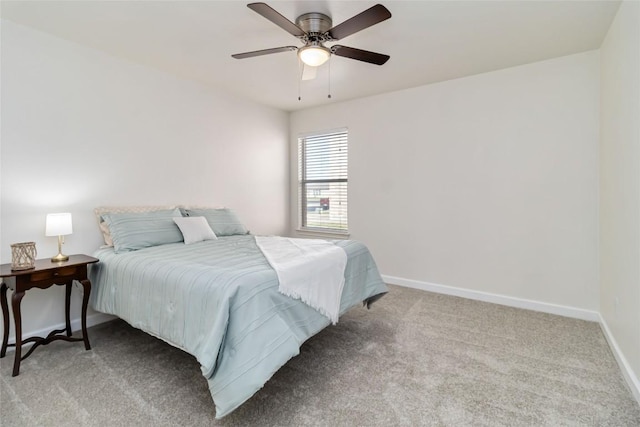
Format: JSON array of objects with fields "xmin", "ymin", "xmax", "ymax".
[{"xmin": 173, "ymin": 216, "xmax": 217, "ymax": 244}]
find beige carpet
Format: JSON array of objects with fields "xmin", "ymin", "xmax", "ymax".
[{"xmin": 2, "ymin": 285, "xmax": 639, "ymax": 426}]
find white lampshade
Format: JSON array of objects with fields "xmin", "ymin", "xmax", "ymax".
[
  {"xmin": 298, "ymin": 45, "xmax": 331, "ymax": 67},
  {"xmin": 45, "ymin": 213, "xmax": 73, "ymax": 236}
]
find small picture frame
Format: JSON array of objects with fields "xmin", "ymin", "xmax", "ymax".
[{"xmin": 10, "ymin": 242, "xmax": 37, "ymax": 271}]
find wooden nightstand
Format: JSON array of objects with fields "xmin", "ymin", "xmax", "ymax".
[{"xmin": 0, "ymin": 254, "xmax": 99, "ymax": 376}]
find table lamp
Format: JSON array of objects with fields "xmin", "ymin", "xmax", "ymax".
[{"xmin": 46, "ymin": 213, "xmax": 72, "ymax": 262}]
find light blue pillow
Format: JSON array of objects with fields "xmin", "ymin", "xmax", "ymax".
[
  {"xmin": 184, "ymin": 208, "xmax": 248, "ymax": 236},
  {"xmin": 103, "ymin": 208, "xmax": 184, "ymax": 253}
]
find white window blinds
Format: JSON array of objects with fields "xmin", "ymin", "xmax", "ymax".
[{"xmin": 298, "ymin": 129, "xmax": 348, "ymax": 232}]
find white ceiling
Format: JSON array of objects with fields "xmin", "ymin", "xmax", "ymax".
[{"xmin": 1, "ymin": 0, "xmax": 621, "ymax": 112}]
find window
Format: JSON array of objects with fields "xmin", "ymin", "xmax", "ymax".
[{"xmin": 298, "ymin": 129, "xmax": 348, "ymax": 233}]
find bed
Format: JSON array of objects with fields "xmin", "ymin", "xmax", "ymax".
[{"xmin": 88, "ymin": 206, "xmax": 387, "ymax": 418}]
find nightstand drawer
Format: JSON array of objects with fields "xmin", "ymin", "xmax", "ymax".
[
  {"xmin": 15, "ymin": 265, "xmax": 88, "ymax": 289},
  {"xmin": 30, "ymin": 266, "xmax": 79, "ymax": 282}
]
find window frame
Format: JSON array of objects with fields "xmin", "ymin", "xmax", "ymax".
[{"xmin": 297, "ymin": 128, "xmax": 349, "ymax": 235}]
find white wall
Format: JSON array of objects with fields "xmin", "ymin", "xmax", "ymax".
[
  {"xmin": 599, "ymin": 0, "xmax": 640, "ymax": 390},
  {"xmin": 291, "ymin": 51, "xmax": 600, "ymax": 312},
  {"xmin": 0, "ymin": 20, "xmax": 289, "ymax": 340}
]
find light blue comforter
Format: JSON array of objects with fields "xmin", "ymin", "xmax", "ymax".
[{"xmin": 89, "ymin": 235, "xmax": 387, "ymax": 418}]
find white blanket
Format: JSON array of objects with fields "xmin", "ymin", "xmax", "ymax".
[{"xmin": 255, "ymin": 236, "xmax": 347, "ymax": 324}]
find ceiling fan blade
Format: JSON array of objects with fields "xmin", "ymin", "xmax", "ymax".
[
  {"xmin": 232, "ymin": 46, "xmax": 297, "ymax": 59},
  {"xmin": 332, "ymin": 45, "xmax": 390, "ymax": 65},
  {"xmin": 247, "ymin": 3, "xmax": 306, "ymax": 38},
  {"xmin": 327, "ymin": 4, "xmax": 391, "ymax": 40}
]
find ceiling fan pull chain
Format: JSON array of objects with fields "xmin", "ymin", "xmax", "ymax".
[
  {"xmin": 298, "ymin": 57, "xmax": 303, "ymax": 101},
  {"xmin": 327, "ymin": 57, "xmax": 332, "ymax": 99}
]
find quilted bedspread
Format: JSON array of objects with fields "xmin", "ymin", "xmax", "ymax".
[{"xmin": 89, "ymin": 235, "xmax": 387, "ymax": 418}]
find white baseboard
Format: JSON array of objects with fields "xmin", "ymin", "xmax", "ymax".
[
  {"xmin": 382, "ymin": 275, "xmax": 600, "ymax": 321},
  {"xmin": 598, "ymin": 314, "xmax": 640, "ymax": 403},
  {"xmin": 383, "ymin": 274, "xmax": 639, "ymax": 405},
  {"xmin": 4, "ymin": 312, "xmax": 116, "ymax": 352}
]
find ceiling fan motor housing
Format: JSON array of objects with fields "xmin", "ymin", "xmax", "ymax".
[{"xmin": 296, "ymin": 13, "xmax": 333, "ymax": 41}]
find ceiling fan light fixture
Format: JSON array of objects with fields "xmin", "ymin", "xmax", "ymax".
[{"xmin": 298, "ymin": 45, "xmax": 331, "ymax": 67}]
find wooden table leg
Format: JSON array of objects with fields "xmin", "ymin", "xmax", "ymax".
[
  {"xmin": 11, "ymin": 290, "xmax": 25, "ymax": 376},
  {"xmin": 65, "ymin": 281, "xmax": 72, "ymax": 337},
  {"xmin": 1, "ymin": 282, "xmax": 9, "ymax": 358},
  {"xmin": 79, "ymin": 279, "xmax": 91, "ymax": 350}
]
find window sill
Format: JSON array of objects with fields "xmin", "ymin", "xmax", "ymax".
[{"xmin": 295, "ymin": 229, "xmax": 351, "ymax": 240}]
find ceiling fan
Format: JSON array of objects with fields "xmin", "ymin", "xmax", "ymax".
[{"xmin": 232, "ymin": 3, "xmax": 392, "ymax": 69}]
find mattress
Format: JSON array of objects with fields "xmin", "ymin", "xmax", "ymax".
[{"xmin": 89, "ymin": 234, "xmax": 387, "ymax": 418}]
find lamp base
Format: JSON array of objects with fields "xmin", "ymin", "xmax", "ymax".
[{"xmin": 51, "ymin": 253, "xmax": 69, "ymax": 263}]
